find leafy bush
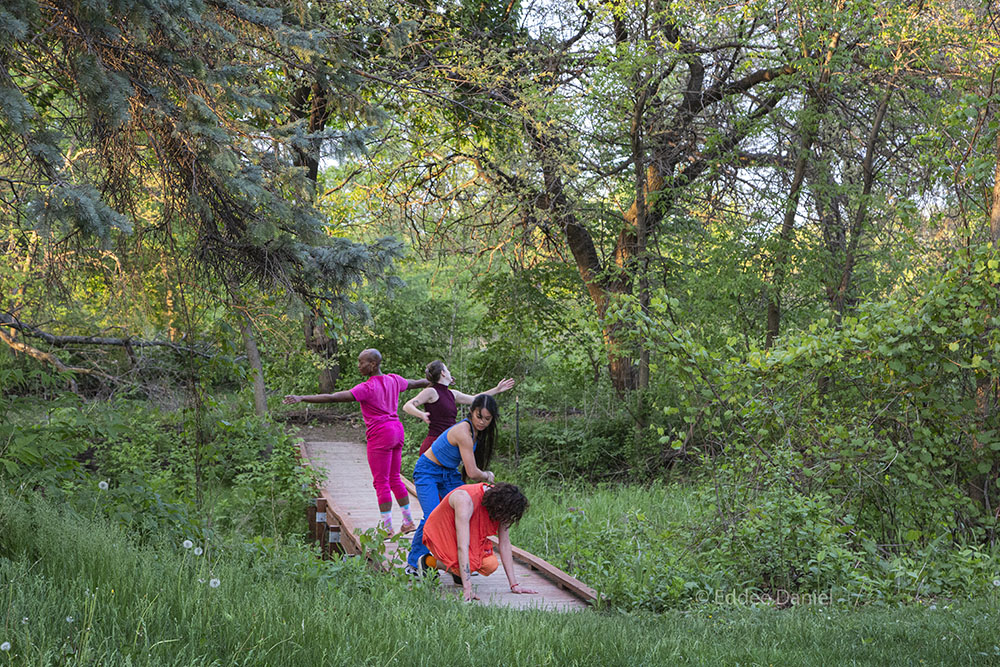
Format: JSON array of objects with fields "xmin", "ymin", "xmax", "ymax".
[
  {"xmin": 510, "ymin": 413, "xmax": 634, "ymax": 481},
  {"xmin": 584, "ymin": 244, "xmax": 1000, "ymax": 603},
  {"xmin": 0, "ymin": 371, "xmax": 93, "ymax": 484}
]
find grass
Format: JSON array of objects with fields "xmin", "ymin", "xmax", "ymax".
[
  {"xmin": 493, "ymin": 467, "xmax": 1000, "ymax": 612},
  {"xmin": 500, "ymin": 474, "xmax": 723, "ymax": 609},
  {"xmin": 2, "ymin": 487, "xmax": 999, "ymax": 666}
]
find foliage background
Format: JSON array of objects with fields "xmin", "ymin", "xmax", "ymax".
[{"xmin": 2, "ymin": 0, "xmax": 1000, "ymax": 638}]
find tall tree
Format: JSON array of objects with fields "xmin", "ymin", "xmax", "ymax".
[{"xmin": 347, "ymin": 0, "xmax": 801, "ymax": 393}]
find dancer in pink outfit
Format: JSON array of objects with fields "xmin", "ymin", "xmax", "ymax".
[{"xmin": 283, "ymin": 348, "xmax": 430, "ymax": 534}]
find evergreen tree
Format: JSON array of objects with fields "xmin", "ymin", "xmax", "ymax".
[
  {"xmin": 0, "ymin": 0, "xmax": 400, "ymax": 377},
  {"xmin": 0, "ymin": 0, "xmax": 402, "ymax": 305}
]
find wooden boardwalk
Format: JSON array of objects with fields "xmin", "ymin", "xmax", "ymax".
[{"xmin": 299, "ymin": 429, "xmax": 593, "ymax": 612}]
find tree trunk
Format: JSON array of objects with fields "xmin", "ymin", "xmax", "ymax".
[
  {"xmin": 163, "ymin": 253, "xmax": 179, "ymax": 342},
  {"xmin": 304, "ymin": 310, "xmax": 339, "ymax": 393},
  {"xmin": 526, "ymin": 119, "xmax": 637, "ymax": 394},
  {"xmin": 829, "ymin": 90, "xmax": 891, "ymax": 320},
  {"xmin": 765, "ymin": 18, "xmax": 843, "ymax": 348},
  {"xmin": 239, "ymin": 313, "xmax": 267, "ymax": 416},
  {"xmin": 289, "ymin": 79, "xmax": 341, "ymax": 391},
  {"xmin": 992, "ymin": 130, "xmax": 1000, "ymax": 244},
  {"xmin": 631, "ymin": 79, "xmax": 652, "ymax": 453},
  {"xmin": 975, "ymin": 131, "xmax": 1000, "ymax": 427},
  {"xmin": 765, "ymin": 137, "xmax": 813, "ymax": 349}
]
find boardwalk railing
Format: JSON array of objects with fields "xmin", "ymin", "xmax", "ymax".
[{"xmin": 300, "ymin": 445, "xmax": 364, "ymax": 558}]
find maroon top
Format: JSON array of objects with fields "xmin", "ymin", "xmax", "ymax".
[{"xmin": 425, "ymin": 383, "xmax": 457, "ymax": 440}]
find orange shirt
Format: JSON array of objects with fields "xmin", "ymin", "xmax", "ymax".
[{"xmin": 421, "ymin": 483, "xmax": 499, "ymax": 573}]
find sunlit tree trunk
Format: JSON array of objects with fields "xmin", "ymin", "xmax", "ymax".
[
  {"xmin": 991, "ymin": 131, "xmax": 1000, "ymax": 245},
  {"xmin": 976, "ymin": 132, "xmax": 1000, "ymax": 427}
]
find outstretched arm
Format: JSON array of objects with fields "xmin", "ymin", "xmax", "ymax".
[
  {"xmin": 405, "ymin": 378, "xmax": 432, "ymax": 392},
  {"xmin": 449, "ymin": 490, "xmax": 478, "ymax": 601},
  {"xmin": 453, "ymin": 378, "xmax": 515, "ymax": 405},
  {"xmin": 402, "ymin": 387, "xmax": 437, "ymax": 424},
  {"xmin": 282, "ymin": 391, "xmax": 354, "ymax": 404},
  {"xmin": 498, "ymin": 523, "xmax": 537, "ymax": 594}
]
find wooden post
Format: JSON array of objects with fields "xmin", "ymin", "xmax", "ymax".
[
  {"xmin": 306, "ymin": 498, "xmax": 317, "ymax": 545},
  {"xmin": 325, "ymin": 524, "xmax": 344, "ymax": 557},
  {"xmin": 315, "ymin": 497, "xmax": 328, "ymax": 547}
]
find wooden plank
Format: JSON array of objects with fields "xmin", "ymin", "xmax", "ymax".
[
  {"xmin": 402, "ymin": 463, "xmax": 597, "ymax": 605},
  {"xmin": 299, "ymin": 441, "xmax": 363, "ymax": 557}
]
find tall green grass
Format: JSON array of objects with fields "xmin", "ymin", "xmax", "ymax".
[
  {"xmin": 497, "ymin": 472, "xmax": 1000, "ymax": 612},
  {"xmin": 2, "ymin": 487, "xmax": 999, "ymax": 665}
]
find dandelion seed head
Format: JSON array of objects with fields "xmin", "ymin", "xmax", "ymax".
[
  {"xmin": 98, "ymin": 480, "xmax": 109, "ymax": 490},
  {"xmin": 993, "ymin": 579, "xmax": 1000, "ymax": 587},
  {"xmin": 66, "ymin": 616, "xmax": 74, "ymax": 623},
  {"xmin": 21, "ymin": 617, "xmax": 27, "ymax": 624},
  {"xmin": 182, "ymin": 540, "xmax": 193, "ymax": 549},
  {"xmin": 209, "ymin": 578, "xmax": 221, "ymax": 588},
  {"xmin": 197, "ymin": 578, "xmax": 205, "ymax": 584},
  {"xmin": 0, "ymin": 641, "xmax": 10, "ymax": 651},
  {"xmin": 194, "ymin": 547, "xmax": 203, "ymax": 556}
]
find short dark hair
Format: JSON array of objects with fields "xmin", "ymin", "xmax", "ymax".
[
  {"xmin": 361, "ymin": 348, "xmax": 382, "ymax": 365},
  {"xmin": 425, "ymin": 360, "xmax": 445, "ymax": 383},
  {"xmin": 481, "ymin": 482, "xmax": 528, "ymax": 526}
]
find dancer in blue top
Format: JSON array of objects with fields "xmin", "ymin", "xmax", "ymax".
[{"xmin": 405, "ymin": 393, "xmax": 499, "ymax": 575}]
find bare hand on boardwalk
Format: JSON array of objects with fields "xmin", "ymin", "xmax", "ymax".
[
  {"xmin": 510, "ymin": 583, "xmax": 538, "ymax": 594},
  {"xmin": 463, "ymin": 589, "xmax": 481, "ymax": 602}
]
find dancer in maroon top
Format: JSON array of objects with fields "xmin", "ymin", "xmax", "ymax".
[
  {"xmin": 283, "ymin": 349, "xmax": 429, "ymax": 534},
  {"xmin": 402, "ymin": 360, "xmax": 514, "ymax": 455}
]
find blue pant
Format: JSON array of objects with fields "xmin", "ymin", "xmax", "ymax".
[{"xmin": 406, "ymin": 455, "xmax": 463, "ymax": 569}]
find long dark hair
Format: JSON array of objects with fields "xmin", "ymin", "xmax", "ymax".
[{"xmin": 469, "ymin": 393, "xmax": 499, "ymax": 473}]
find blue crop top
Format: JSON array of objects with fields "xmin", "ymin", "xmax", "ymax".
[{"xmin": 428, "ymin": 419, "xmax": 476, "ymax": 469}]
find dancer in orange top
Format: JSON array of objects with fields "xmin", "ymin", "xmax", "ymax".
[{"xmin": 420, "ymin": 482, "xmax": 538, "ymax": 602}]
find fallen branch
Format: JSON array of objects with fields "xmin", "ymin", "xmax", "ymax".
[
  {"xmin": 0, "ymin": 312, "xmax": 213, "ymax": 358},
  {"xmin": 0, "ymin": 326, "xmax": 110, "ymax": 391}
]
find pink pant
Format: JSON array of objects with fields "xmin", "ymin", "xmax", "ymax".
[{"xmin": 366, "ymin": 421, "xmax": 408, "ymax": 506}]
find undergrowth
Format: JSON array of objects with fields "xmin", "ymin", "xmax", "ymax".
[{"xmin": 2, "ymin": 488, "xmax": 999, "ymax": 665}]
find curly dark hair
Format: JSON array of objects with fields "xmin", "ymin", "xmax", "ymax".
[{"xmin": 481, "ymin": 482, "xmax": 528, "ymax": 526}]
